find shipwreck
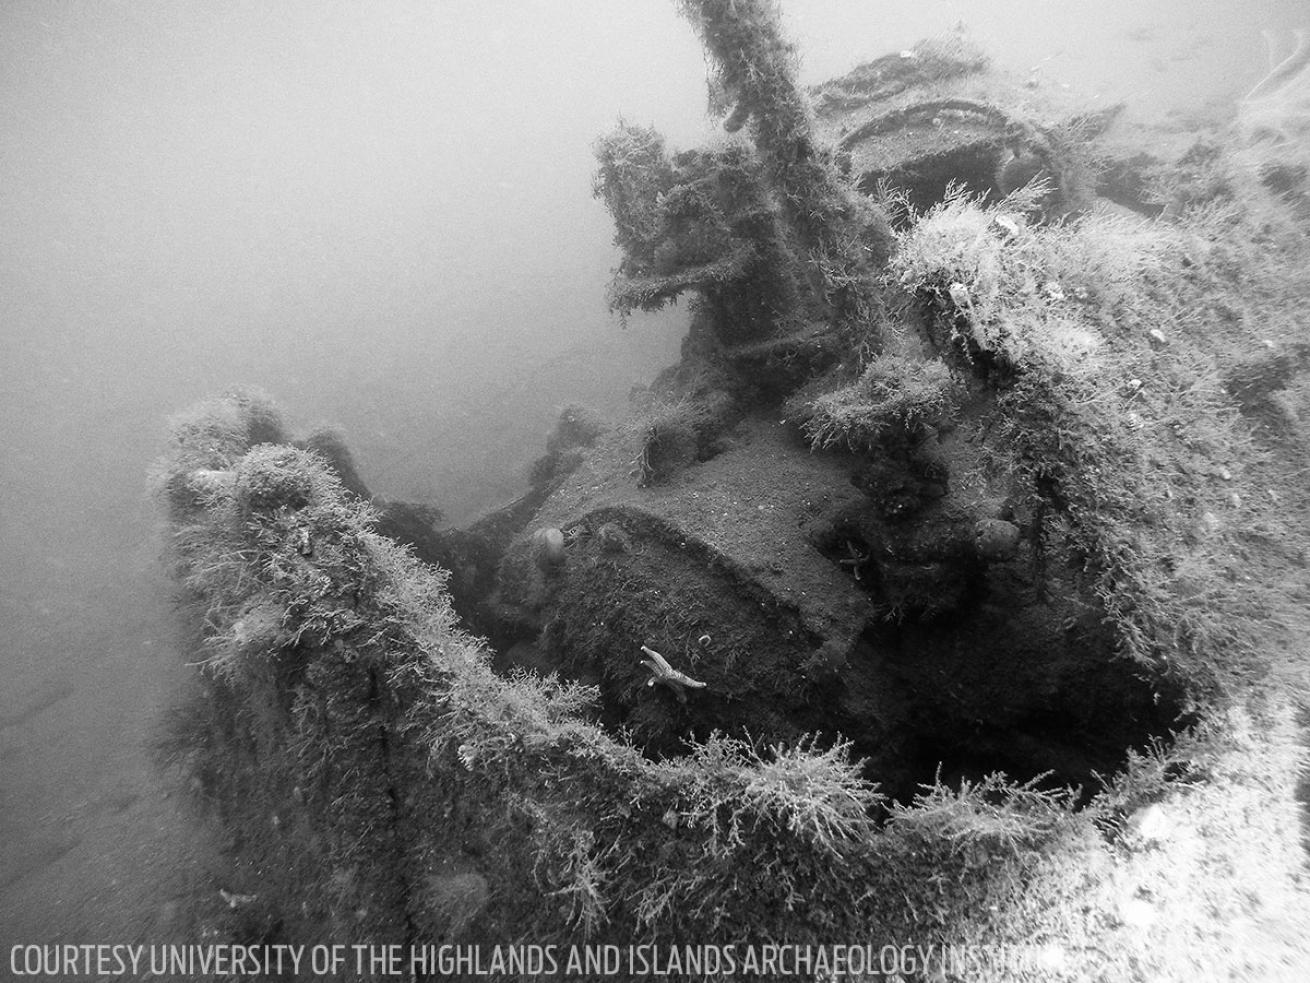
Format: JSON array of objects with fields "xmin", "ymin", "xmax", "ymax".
[{"xmin": 154, "ymin": 3, "xmax": 1310, "ymax": 979}]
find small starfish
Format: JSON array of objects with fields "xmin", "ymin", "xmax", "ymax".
[
  {"xmin": 219, "ymin": 888, "xmax": 258, "ymax": 909},
  {"xmin": 639, "ymin": 645, "xmax": 707, "ymax": 703},
  {"xmin": 837, "ymin": 540, "xmax": 872, "ymax": 582}
]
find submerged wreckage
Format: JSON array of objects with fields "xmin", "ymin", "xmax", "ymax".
[{"xmin": 156, "ymin": 3, "xmax": 1310, "ymax": 978}]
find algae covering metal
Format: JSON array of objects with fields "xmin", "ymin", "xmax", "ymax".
[
  {"xmin": 809, "ymin": 35, "xmax": 1124, "ymax": 216},
  {"xmin": 152, "ymin": 392, "xmax": 921, "ymax": 964},
  {"xmin": 151, "ymin": 0, "xmax": 1310, "ymax": 976},
  {"xmin": 489, "ymin": 394, "xmax": 1182, "ymax": 801}
]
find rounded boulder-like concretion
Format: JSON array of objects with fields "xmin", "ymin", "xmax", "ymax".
[
  {"xmin": 184, "ymin": 468, "xmax": 237, "ymax": 497},
  {"xmin": 235, "ymin": 447, "xmax": 321, "ymax": 512},
  {"xmin": 973, "ymin": 518, "xmax": 1021, "ymax": 561},
  {"xmin": 531, "ymin": 526, "xmax": 567, "ymax": 569}
]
